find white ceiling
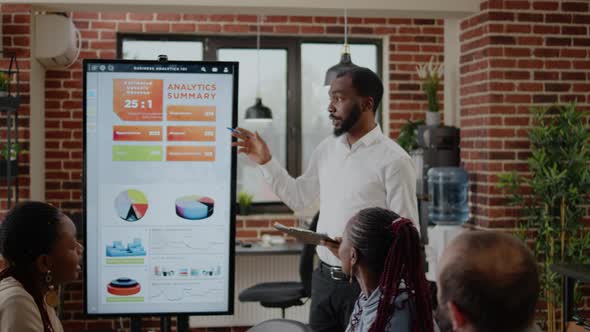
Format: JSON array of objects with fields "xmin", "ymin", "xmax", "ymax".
[{"xmin": 3, "ymin": 0, "xmax": 479, "ymax": 18}]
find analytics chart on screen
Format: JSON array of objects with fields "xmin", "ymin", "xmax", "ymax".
[{"xmin": 83, "ymin": 60, "xmax": 237, "ymax": 315}]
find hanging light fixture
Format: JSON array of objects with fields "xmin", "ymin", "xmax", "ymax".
[
  {"xmin": 324, "ymin": 8, "xmax": 358, "ymax": 85},
  {"xmin": 245, "ymin": 15, "xmax": 272, "ymax": 121}
]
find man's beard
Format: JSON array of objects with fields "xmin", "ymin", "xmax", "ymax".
[{"xmin": 333, "ymin": 103, "xmax": 362, "ymax": 137}]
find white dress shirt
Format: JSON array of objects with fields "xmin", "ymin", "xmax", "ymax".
[{"xmin": 259, "ymin": 125, "xmax": 419, "ymax": 266}]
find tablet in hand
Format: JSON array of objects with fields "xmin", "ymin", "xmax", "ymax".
[{"xmin": 273, "ymin": 222, "xmax": 338, "ymax": 245}]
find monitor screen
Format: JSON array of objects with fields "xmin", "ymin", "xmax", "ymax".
[{"xmin": 83, "ymin": 59, "xmax": 237, "ymax": 315}]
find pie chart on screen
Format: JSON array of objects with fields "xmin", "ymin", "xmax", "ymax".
[
  {"xmin": 115, "ymin": 189, "xmax": 149, "ymax": 222},
  {"xmin": 175, "ymin": 195, "xmax": 214, "ymax": 220}
]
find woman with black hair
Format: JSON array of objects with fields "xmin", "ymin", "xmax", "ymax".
[
  {"xmin": 0, "ymin": 201, "xmax": 83, "ymax": 332},
  {"xmin": 323, "ymin": 207, "xmax": 434, "ymax": 332}
]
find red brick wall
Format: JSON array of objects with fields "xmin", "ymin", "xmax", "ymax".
[
  {"xmin": 1, "ymin": 9, "xmax": 448, "ymax": 215},
  {"xmin": 459, "ymin": 0, "xmax": 590, "ymax": 229},
  {"xmin": 43, "ymin": 12, "xmax": 444, "ymax": 217},
  {"xmin": 0, "ymin": 4, "xmax": 31, "ymax": 211},
  {"xmin": 2, "ymin": 1, "xmax": 588, "ymax": 330},
  {"xmin": 235, "ymin": 215, "xmax": 297, "ymax": 241},
  {"xmin": 1, "ymin": 8, "xmax": 445, "ymax": 331}
]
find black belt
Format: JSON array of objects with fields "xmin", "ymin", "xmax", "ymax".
[{"xmin": 319, "ymin": 261, "xmax": 349, "ymax": 281}]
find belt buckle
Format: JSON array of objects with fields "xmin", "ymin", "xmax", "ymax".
[{"xmin": 329, "ymin": 267, "xmax": 346, "ymax": 281}]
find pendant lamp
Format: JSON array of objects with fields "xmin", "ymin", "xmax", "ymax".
[
  {"xmin": 245, "ymin": 15, "xmax": 272, "ymax": 121},
  {"xmin": 324, "ymin": 8, "xmax": 358, "ymax": 85}
]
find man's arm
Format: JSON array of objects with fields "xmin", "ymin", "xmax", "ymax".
[
  {"xmin": 232, "ymin": 127, "xmax": 320, "ymax": 212},
  {"xmin": 385, "ymin": 157, "xmax": 420, "ymax": 233},
  {"xmin": 258, "ymin": 152, "xmax": 320, "ymax": 212}
]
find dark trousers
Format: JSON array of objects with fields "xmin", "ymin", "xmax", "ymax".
[{"xmin": 309, "ymin": 266, "xmax": 361, "ymax": 332}]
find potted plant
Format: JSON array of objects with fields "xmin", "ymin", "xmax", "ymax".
[
  {"xmin": 498, "ymin": 102, "xmax": 590, "ymax": 332},
  {"xmin": 416, "ymin": 56, "xmax": 443, "ymax": 127},
  {"xmin": 0, "ymin": 72, "xmax": 9, "ymax": 97},
  {"xmin": 1, "ymin": 142, "xmax": 25, "ymax": 160},
  {"xmin": 0, "ymin": 142, "xmax": 25, "ymax": 178},
  {"xmin": 238, "ymin": 191, "xmax": 253, "ymax": 215},
  {"xmin": 397, "ymin": 119, "xmax": 425, "ymax": 153}
]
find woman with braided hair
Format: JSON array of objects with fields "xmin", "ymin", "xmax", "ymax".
[
  {"xmin": 0, "ymin": 201, "xmax": 83, "ymax": 332},
  {"xmin": 323, "ymin": 207, "xmax": 434, "ymax": 332}
]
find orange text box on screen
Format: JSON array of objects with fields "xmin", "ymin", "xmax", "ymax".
[
  {"xmin": 113, "ymin": 126, "xmax": 163, "ymax": 141},
  {"xmin": 113, "ymin": 79, "xmax": 163, "ymax": 121},
  {"xmin": 167, "ymin": 105, "xmax": 216, "ymax": 121},
  {"xmin": 166, "ymin": 146, "xmax": 216, "ymax": 162},
  {"xmin": 167, "ymin": 126, "xmax": 216, "ymax": 142}
]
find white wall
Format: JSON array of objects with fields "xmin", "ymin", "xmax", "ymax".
[{"xmin": 444, "ymin": 18, "xmax": 461, "ymax": 127}]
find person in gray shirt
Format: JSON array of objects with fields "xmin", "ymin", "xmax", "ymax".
[
  {"xmin": 436, "ymin": 231, "xmax": 541, "ymax": 332},
  {"xmin": 323, "ymin": 207, "xmax": 434, "ymax": 332}
]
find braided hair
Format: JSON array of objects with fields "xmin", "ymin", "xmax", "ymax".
[
  {"xmin": 347, "ymin": 207, "xmax": 433, "ymax": 332},
  {"xmin": 0, "ymin": 201, "xmax": 65, "ymax": 332}
]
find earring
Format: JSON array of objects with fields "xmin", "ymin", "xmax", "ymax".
[
  {"xmin": 349, "ymin": 262, "xmax": 355, "ymax": 284},
  {"xmin": 44, "ymin": 270, "xmax": 59, "ymax": 307}
]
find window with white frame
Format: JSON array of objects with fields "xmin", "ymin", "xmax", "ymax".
[{"xmin": 120, "ymin": 35, "xmax": 381, "ymax": 213}]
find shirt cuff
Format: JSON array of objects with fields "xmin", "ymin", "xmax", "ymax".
[{"xmin": 257, "ymin": 156, "xmax": 282, "ymax": 180}]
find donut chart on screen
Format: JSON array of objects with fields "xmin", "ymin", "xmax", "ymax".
[
  {"xmin": 115, "ymin": 189, "xmax": 149, "ymax": 222},
  {"xmin": 107, "ymin": 278, "xmax": 141, "ymax": 296},
  {"xmin": 175, "ymin": 195, "xmax": 215, "ymax": 220}
]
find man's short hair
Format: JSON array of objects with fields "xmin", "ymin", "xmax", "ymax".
[
  {"xmin": 337, "ymin": 67, "xmax": 383, "ymax": 113},
  {"xmin": 439, "ymin": 231, "xmax": 539, "ymax": 332}
]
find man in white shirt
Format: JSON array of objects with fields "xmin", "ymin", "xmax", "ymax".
[
  {"xmin": 436, "ymin": 231, "xmax": 541, "ymax": 332},
  {"xmin": 233, "ymin": 67, "xmax": 419, "ymax": 331}
]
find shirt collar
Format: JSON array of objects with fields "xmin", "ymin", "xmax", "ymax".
[
  {"xmin": 360, "ymin": 287, "xmax": 409, "ymax": 317},
  {"xmin": 339, "ymin": 124, "xmax": 383, "ymax": 148}
]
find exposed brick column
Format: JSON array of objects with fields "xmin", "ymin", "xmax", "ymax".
[{"xmin": 460, "ymin": 0, "xmax": 590, "ymax": 228}]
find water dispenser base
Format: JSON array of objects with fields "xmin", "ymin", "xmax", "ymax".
[{"xmin": 425, "ymin": 225, "xmax": 464, "ymax": 282}]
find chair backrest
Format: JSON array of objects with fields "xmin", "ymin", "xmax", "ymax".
[
  {"xmin": 299, "ymin": 211, "xmax": 319, "ymax": 297},
  {"xmin": 247, "ymin": 319, "xmax": 312, "ymax": 332}
]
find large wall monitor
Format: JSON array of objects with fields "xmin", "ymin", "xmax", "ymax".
[{"xmin": 83, "ymin": 59, "xmax": 237, "ymax": 315}]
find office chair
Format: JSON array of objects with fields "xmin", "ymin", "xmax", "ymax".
[
  {"xmin": 238, "ymin": 212, "xmax": 319, "ymax": 318},
  {"xmin": 247, "ymin": 319, "xmax": 312, "ymax": 332}
]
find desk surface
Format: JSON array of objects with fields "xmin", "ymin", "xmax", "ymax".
[
  {"xmin": 551, "ymin": 264, "xmax": 590, "ymax": 283},
  {"xmin": 235, "ymin": 242, "xmax": 303, "ymax": 256}
]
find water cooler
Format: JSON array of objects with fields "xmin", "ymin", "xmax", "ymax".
[{"xmin": 411, "ymin": 126, "xmax": 468, "ymax": 281}]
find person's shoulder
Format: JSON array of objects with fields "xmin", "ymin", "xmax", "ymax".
[
  {"xmin": 319, "ymin": 134, "xmax": 338, "ymax": 148},
  {"xmin": 0, "ymin": 277, "xmax": 31, "ymax": 297},
  {"xmin": 379, "ymin": 136, "xmax": 410, "ymax": 156},
  {"xmin": 377, "ymin": 136, "xmax": 413, "ymax": 166},
  {"xmin": 384, "ymin": 290, "xmax": 413, "ymax": 332},
  {"xmin": 312, "ymin": 135, "xmax": 339, "ymax": 154},
  {"xmin": 0, "ymin": 278, "xmax": 45, "ymax": 331},
  {"xmin": 0, "ymin": 277, "xmax": 35, "ymax": 307}
]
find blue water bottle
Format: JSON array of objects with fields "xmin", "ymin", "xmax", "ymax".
[{"xmin": 427, "ymin": 167, "xmax": 469, "ymax": 225}]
